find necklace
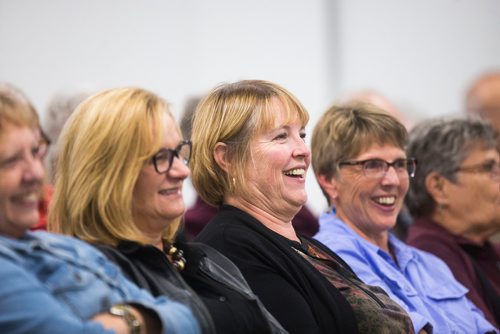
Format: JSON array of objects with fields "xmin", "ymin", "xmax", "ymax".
[{"xmin": 164, "ymin": 243, "xmax": 186, "ymax": 271}]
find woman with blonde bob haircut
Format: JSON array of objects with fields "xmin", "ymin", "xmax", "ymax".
[
  {"xmin": 50, "ymin": 87, "xmax": 285, "ymax": 334},
  {"xmin": 192, "ymin": 80, "xmax": 414, "ymax": 334},
  {"xmin": 50, "ymin": 88, "xmax": 180, "ymax": 244},
  {"xmin": 191, "ymin": 80, "xmax": 309, "ymax": 208}
]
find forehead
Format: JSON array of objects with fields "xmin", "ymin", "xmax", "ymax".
[
  {"xmin": 159, "ymin": 113, "xmax": 181, "ymax": 142},
  {"xmin": 462, "ymin": 146, "xmax": 499, "ymax": 162},
  {"xmin": 355, "ymin": 143, "xmax": 406, "ymax": 159},
  {"xmin": 0, "ymin": 124, "xmax": 36, "ymax": 153},
  {"xmin": 260, "ymin": 97, "xmax": 306, "ymax": 131}
]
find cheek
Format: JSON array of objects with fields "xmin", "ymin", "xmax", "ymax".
[
  {"xmin": 400, "ymin": 179, "xmax": 410, "ymax": 195},
  {"xmin": 133, "ymin": 171, "xmax": 158, "ymax": 202}
]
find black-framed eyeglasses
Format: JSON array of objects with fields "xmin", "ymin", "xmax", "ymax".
[
  {"xmin": 454, "ymin": 160, "xmax": 500, "ymax": 180},
  {"xmin": 152, "ymin": 140, "xmax": 192, "ymax": 174},
  {"xmin": 338, "ymin": 158, "xmax": 417, "ymax": 179}
]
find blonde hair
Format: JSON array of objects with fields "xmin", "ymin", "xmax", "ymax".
[
  {"xmin": 49, "ymin": 87, "xmax": 181, "ymax": 245},
  {"xmin": 0, "ymin": 83, "xmax": 39, "ymax": 135},
  {"xmin": 191, "ymin": 80, "xmax": 309, "ymax": 207}
]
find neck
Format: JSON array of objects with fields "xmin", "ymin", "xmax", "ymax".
[
  {"xmin": 431, "ymin": 210, "xmax": 493, "ymax": 245},
  {"xmin": 336, "ymin": 212, "xmax": 390, "ymax": 252},
  {"xmin": 226, "ymin": 196, "xmax": 300, "ymax": 242},
  {"xmin": 135, "ymin": 222, "xmax": 164, "ymax": 250}
]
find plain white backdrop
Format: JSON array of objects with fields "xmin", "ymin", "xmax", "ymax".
[{"xmin": 1, "ymin": 0, "xmax": 499, "ymax": 214}]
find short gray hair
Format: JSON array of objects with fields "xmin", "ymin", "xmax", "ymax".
[{"xmin": 405, "ymin": 117, "xmax": 497, "ymax": 218}]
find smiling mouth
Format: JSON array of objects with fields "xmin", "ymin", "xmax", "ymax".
[
  {"xmin": 12, "ymin": 192, "xmax": 39, "ymax": 204},
  {"xmin": 159, "ymin": 189, "xmax": 181, "ymax": 195},
  {"xmin": 373, "ymin": 196, "xmax": 396, "ymax": 206},
  {"xmin": 283, "ymin": 168, "xmax": 305, "ymax": 178}
]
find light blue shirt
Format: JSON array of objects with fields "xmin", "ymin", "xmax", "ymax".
[
  {"xmin": 0, "ymin": 231, "xmax": 200, "ymax": 334},
  {"xmin": 314, "ymin": 211, "xmax": 497, "ymax": 334}
]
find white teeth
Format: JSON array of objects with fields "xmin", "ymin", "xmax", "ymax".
[
  {"xmin": 375, "ymin": 196, "xmax": 395, "ymax": 205},
  {"xmin": 159, "ymin": 189, "xmax": 179, "ymax": 195},
  {"xmin": 283, "ymin": 169, "xmax": 305, "ymax": 176},
  {"xmin": 13, "ymin": 192, "xmax": 39, "ymax": 203}
]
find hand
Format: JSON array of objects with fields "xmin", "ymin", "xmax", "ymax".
[
  {"xmin": 92, "ymin": 305, "xmax": 161, "ymax": 334},
  {"xmin": 91, "ymin": 312, "xmax": 129, "ymax": 334}
]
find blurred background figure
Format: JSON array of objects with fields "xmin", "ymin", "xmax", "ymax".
[
  {"xmin": 466, "ymin": 71, "xmax": 500, "ymax": 151},
  {"xmin": 0, "ymin": 82, "xmax": 51, "ymax": 231},
  {"xmin": 405, "ymin": 117, "xmax": 500, "ymax": 328},
  {"xmin": 343, "ymin": 89, "xmax": 414, "ymax": 130},
  {"xmin": 465, "ymin": 70, "xmax": 500, "ymax": 244},
  {"xmin": 180, "ymin": 95, "xmax": 318, "ymax": 240},
  {"xmin": 43, "ymin": 89, "xmax": 92, "ymax": 183}
]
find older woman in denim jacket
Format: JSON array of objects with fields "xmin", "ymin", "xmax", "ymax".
[{"xmin": 0, "ymin": 87, "xmax": 199, "ymax": 334}]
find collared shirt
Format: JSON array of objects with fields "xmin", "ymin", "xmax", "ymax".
[
  {"xmin": 0, "ymin": 231, "xmax": 200, "ymax": 334},
  {"xmin": 314, "ymin": 211, "xmax": 497, "ymax": 334}
]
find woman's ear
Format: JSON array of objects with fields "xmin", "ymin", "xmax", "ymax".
[
  {"xmin": 316, "ymin": 173, "xmax": 338, "ymax": 203},
  {"xmin": 213, "ymin": 142, "xmax": 230, "ymax": 173},
  {"xmin": 425, "ymin": 171, "xmax": 449, "ymax": 205}
]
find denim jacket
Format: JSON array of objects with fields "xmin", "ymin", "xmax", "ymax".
[{"xmin": 0, "ymin": 231, "xmax": 200, "ymax": 334}]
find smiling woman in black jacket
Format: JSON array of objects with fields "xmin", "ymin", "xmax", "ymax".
[
  {"xmin": 190, "ymin": 80, "xmax": 414, "ymax": 334},
  {"xmin": 49, "ymin": 87, "xmax": 285, "ymax": 334}
]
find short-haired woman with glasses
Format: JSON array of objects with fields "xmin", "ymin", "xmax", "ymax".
[
  {"xmin": 49, "ymin": 87, "xmax": 286, "ymax": 334},
  {"xmin": 312, "ymin": 103, "xmax": 496, "ymax": 333},
  {"xmin": 405, "ymin": 117, "xmax": 500, "ymax": 328}
]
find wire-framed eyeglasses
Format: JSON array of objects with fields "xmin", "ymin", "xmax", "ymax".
[
  {"xmin": 338, "ymin": 158, "xmax": 417, "ymax": 179},
  {"xmin": 454, "ymin": 160, "xmax": 500, "ymax": 180},
  {"xmin": 152, "ymin": 140, "xmax": 192, "ymax": 174}
]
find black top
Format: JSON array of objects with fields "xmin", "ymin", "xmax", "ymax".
[
  {"xmin": 96, "ymin": 239, "xmax": 285, "ymax": 334},
  {"xmin": 196, "ymin": 205, "xmax": 359, "ymax": 334}
]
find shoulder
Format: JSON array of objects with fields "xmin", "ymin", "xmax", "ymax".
[
  {"xmin": 34, "ymin": 231, "xmax": 98, "ymax": 250},
  {"xmin": 315, "ymin": 220, "xmax": 369, "ymax": 261},
  {"xmin": 407, "ymin": 243, "xmax": 467, "ymax": 286},
  {"xmin": 196, "ymin": 206, "xmax": 273, "ymax": 249}
]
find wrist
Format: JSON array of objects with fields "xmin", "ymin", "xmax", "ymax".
[{"xmin": 109, "ymin": 304, "xmax": 142, "ymax": 334}]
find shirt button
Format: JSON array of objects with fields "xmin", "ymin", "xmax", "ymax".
[{"xmin": 219, "ymin": 296, "xmax": 226, "ymax": 302}]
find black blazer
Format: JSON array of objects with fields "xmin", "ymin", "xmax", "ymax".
[{"xmin": 196, "ymin": 205, "xmax": 359, "ymax": 334}]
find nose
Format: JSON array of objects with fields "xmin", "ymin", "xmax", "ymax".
[
  {"xmin": 380, "ymin": 165, "xmax": 401, "ymax": 185},
  {"xmin": 168, "ymin": 156, "xmax": 191, "ymax": 179},
  {"xmin": 293, "ymin": 136, "xmax": 311, "ymax": 159},
  {"xmin": 23, "ymin": 156, "xmax": 45, "ymax": 183}
]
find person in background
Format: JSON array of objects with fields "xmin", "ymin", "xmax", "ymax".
[
  {"xmin": 180, "ymin": 96, "xmax": 318, "ymax": 240},
  {"xmin": 0, "ymin": 85, "xmax": 199, "ymax": 334},
  {"xmin": 312, "ymin": 102, "xmax": 496, "ymax": 333},
  {"xmin": 49, "ymin": 87, "xmax": 285, "ymax": 334},
  {"xmin": 43, "ymin": 89, "xmax": 92, "ymax": 183},
  {"xmin": 191, "ymin": 80, "xmax": 414, "ymax": 334},
  {"xmin": 466, "ymin": 70, "xmax": 500, "ymax": 151},
  {"xmin": 405, "ymin": 117, "xmax": 500, "ymax": 328},
  {"xmin": 0, "ymin": 82, "xmax": 52, "ymax": 231},
  {"xmin": 465, "ymin": 70, "xmax": 500, "ymax": 245}
]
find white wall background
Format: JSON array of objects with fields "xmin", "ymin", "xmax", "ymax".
[{"xmin": 1, "ymin": 0, "xmax": 499, "ymax": 214}]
